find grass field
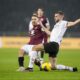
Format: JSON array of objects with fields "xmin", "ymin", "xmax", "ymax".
[{"xmin": 0, "ymin": 48, "xmax": 80, "ymax": 80}]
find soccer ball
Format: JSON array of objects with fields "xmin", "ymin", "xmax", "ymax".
[{"xmin": 41, "ymin": 62, "xmax": 51, "ymax": 71}]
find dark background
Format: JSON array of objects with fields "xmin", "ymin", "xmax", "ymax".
[{"xmin": 0, "ymin": 0, "xmax": 80, "ymax": 37}]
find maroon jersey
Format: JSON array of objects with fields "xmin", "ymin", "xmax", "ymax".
[
  {"xmin": 29, "ymin": 24, "xmax": 43, "ymax": 45},
  {"xmin": 39, "ymin": 16, "xmax": 47, "ymax": 27},
  {"xmin": 38, "ymin": 16, "xmax": 48, "ymax": 43}
]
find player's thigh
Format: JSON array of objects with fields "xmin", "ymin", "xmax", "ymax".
[
  {"xmin": 29, "ymin": 50, "xmax": 38, "ymax": 59},
  {"xmin": 33, "ymin": 44, "xmax": 44, "ymax": 51},
  {"xmin": 21, "ymin": 44, "xmax": 34, "ymax": 55}
]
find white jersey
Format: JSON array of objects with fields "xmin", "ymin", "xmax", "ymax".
[{"xmin": 50, "ymin": 20, "xmax": 68, "ymax": 45}]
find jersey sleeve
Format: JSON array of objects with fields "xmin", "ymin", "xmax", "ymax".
[
  {"xmin": 62, "ymin": 20, "xmax": 68, "ymax": 28},
  {"xmin": 45, "ymin": 18, "xmax": 50, "ymax": 26},
  {"xmin": 29, "ymin": 21, "xmax": 33, "ymax": 31}
]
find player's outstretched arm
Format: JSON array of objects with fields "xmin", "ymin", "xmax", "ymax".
[
  {"xmin": 67, "ymin": 19, "xmax": 80, "ymax": 28},
  {"xmin": 40, "ymin": 21, "xmax": 51, "ymax": 35}
]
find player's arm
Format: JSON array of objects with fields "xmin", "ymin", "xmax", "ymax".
[
  {"xmin": 46, "ymin": 24, "xmax": 50, "ymax": 30},
  {"xmin": 29, "ymin": 21, "xmax": 33, "ymax": 31},
  {"xmin": 45, "ymin": 18, "xmax": 50, "ymax": 30},
  {"xmin": 40, "ymin": 21, "xmax": 51, "ymax": 35},
  {"xmin": 67, "ymin": 19, "xmax": 80, "ymax": 28},
  {"xmin": 28, "ymin": 21, "xmax": 32, "ymax": 35}
]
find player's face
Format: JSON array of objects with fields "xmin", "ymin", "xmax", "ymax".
[
  {"xmin": 37, "ymin": 9, "xmax": 44, "ymax": 17},
  {"xmin": 54, "ymin": 14, "xmax": 64, "ymax": 22},
  {"xmin": 31, "ymin": 16, "xmax": 38, "ymax": 25}
]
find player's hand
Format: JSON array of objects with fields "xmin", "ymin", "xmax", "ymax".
[{"xmin": 39, "ymin": 21, "xmax": 43, "ymax": 27}]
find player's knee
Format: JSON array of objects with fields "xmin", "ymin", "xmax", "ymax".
[
  {"xmin": 19, "ymin": 49, "xmax": 25, "ymax": 57},
  {"xmin": 32, "ymin": 46, "xmax": 36, "ymax": 51}
]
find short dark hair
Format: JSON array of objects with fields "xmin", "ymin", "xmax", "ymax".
[
  {"xmin": 33, "ymin": 13, "xmax": 37, "ymax": 16},
  {"xmin": 37, "ymin": 8, "xmax": 44, "ymax": 11},
  {"xmin": 55, "ymin": 11, "xmax": 64, "ymax": 15},
  {"xmin": 32, "ymin": 12, "xmax": 37, "ymax": 17}
]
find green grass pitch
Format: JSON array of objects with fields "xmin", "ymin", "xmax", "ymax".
[{"xmin": 0, "ymin": 48, "xmax": 80, "ymax": 80}]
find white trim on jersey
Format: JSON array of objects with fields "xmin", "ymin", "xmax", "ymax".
[
  {"xmin": 29, "ymin": 21, "xmax": 33, "ymax": 31},
  {"xmin": 46, "ymin": 18, "xmax": 50, "ymax": 26}
]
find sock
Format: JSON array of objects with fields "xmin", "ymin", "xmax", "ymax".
[
  {"xmin": 28, "ymin": 51, "xmax": 37, "ymax": 68},
  {"xmin": 18, "ymin": 57, "xmax": 24, "ymax": 67},
  {"xmin": 37, "ymin": 51, "xmax": 44, "ymax": 64},
  {"xmin": 56, "ymin": 64, "xmax": 66, "ymax": 70},
  {"xmin": 41, "ymin": 51, "xmax": 44, "ymax": 58},
  {"xmin": 65, "ymin": 66, "xmax": 73, "ymax": 71},
  {"xmin": 56, "ymin": 64, "xmax": 73, "ymax": 71},
  {"xmin": 40, "ymin": 58, "xmax": 44, "ymax": 64},
  {"xmin": 28, "ymin": 57, "xmax": 35, "ymax": 68}
]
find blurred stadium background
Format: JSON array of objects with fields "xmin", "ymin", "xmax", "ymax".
[
  {"xmin": 0, "ymin": 0, "xmax": 80, "ymax": 48},
  {"xmin": 0, "ymin": 1, "xmax": 80, "ymax": 80},
  {"xmin": 0, "ymin": 0, "xmax": 80, "ymax": 37}
]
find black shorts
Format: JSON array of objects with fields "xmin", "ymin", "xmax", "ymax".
[{"xmin": 43, "ymin": 42, "xmax": 59, "ymax": 58}]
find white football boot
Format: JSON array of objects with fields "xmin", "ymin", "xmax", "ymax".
[{"xmin": 17, "ymin": 67, "xmax": 25, "ymax": 72}]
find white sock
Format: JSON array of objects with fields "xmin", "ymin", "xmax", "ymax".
[
  {"xmin": 56, "ymin": 64, "xmax": 73, "ymax": 71},
  {"xmin": 40, "ymin": 58, "xmax": 44, "ymax": 64},
  {"xmin": 65, "ymin": 66, "xmax": 73, "ymax": 71},
  {"xmin": 28, "ymin": 57, "xmax": 35, "ymax": 68},
  {"xmin": 56, "ymin": 64, "xmax": 66, "ymax": 70},
  {"xmin": 28, "ymin": 51, "xmax": 37, "ymax": 68}
]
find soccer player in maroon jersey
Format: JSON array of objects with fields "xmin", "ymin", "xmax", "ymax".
[
  {"xmin": 36, "ymin": 8, "xmax": 50, "ymax": 61},
  {"xmin": 17, "ymin": 14, "xmax": 44, "ymax": 72},
  {"xmin": 37, "ymin": 8, "xmax": 50, "ymax": 43},
  {"xmin": 28, "ymin": 10, "xmax": 50, "ymax": 68}
]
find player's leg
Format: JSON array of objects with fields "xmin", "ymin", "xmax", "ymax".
[
  {"xmin": 49, "ymin": 52, "xmax": 78, "ymax": 71},
  {"xmin": 34, "ymin": 51, "xmax": 44, "ymax": 65},
  {"xmin": 17, "ymin": 49, "xmax": 25, "ymax": 71},
  {"xmin": 18, "ymin": 48, "xmax": 27, "ymax": 66},
  {"xmin": 25, "ymin": 51, "xmax": 38, "ymax": 72},
  {"xmin": 49, "ymin": 56, "xmax": 78, "ymax": 72},
  {"xmin": 32, "ymin": 44, "xmax": 45, "ymax": 70},
  {"xmin": 43, "ymin": 42, "xmax": 59, "ymax": 70},
  {"xmin": 32, "ymin": 42, "xmax": 58, "ymax": 71},
  {"xmin": 48, "ymin": 43, "xmax": 78, "ymax": 72},
  {"xmin": 34, "ymin": 51, "xmax": 44, "ymax": 71},
  {"xmin": 56, "ymin": 64, "xmax": 77, "ymax": 72},
  {"xmin": 23, "ymin": 45, "xmax": 39, "ymax": 72},
  {"xmin": 17, "ymin": 44, "xmax": 29, "ymax": 71},
  {"xmin": 40, "ymin": 51, "xmax": 44, "ymax": 63},
  {"xmin": 49, "ymin": 56, "xmax": 77, "ymax": 72},
  {"xmin": 49, "ymin": 57, "xmax": 57, "ymax": 69},
  {"xmin": 32, "ymin": 44, "xmax": 44, "ymax": 51}
]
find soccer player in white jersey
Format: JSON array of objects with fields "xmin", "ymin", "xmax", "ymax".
[{"xmin": 31, "ymin": 11, "xmax": 80, "ymax": 72}]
